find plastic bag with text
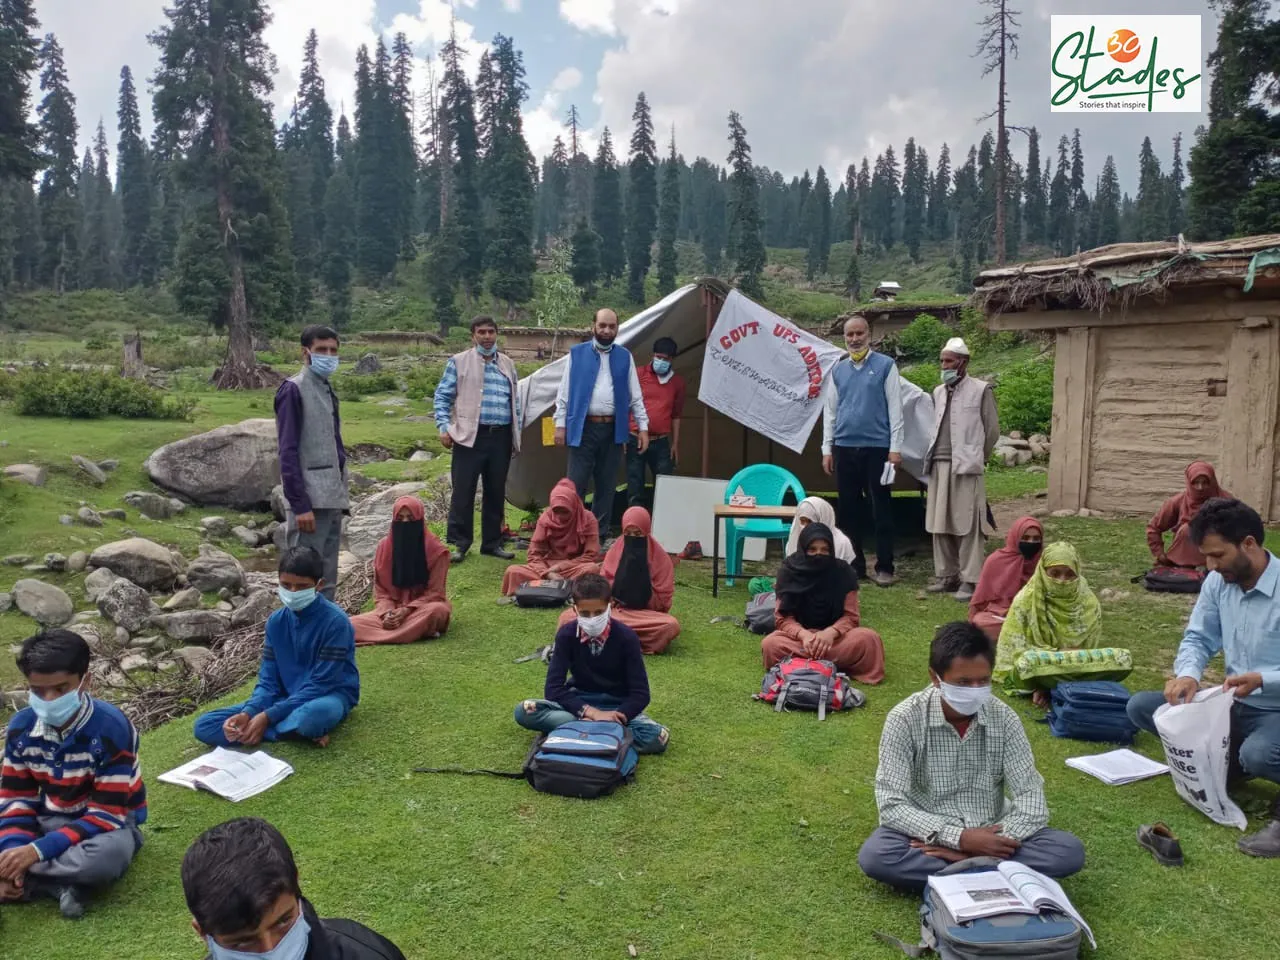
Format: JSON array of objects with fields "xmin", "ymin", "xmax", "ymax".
[{"xmin": 1153, "ymin": 687, "xmax": 1248, "ymax": 830}]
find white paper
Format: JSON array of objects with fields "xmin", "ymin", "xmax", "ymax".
[
  {"xmin": 880, "ymin": 461, "xmax": 896, "ymax": 486},
  {"xmin": 1065, "ymin": 748, "xmax": 1170, "ymax": 785},
  {"xmin": 927, "ymin": 863, "xmax": 1096, "ymax": 948},
  {"xmin": 999, "ymin": 863, "xmax": 1097, "ymax": 949},
  {"xmin": 158, "ymin": 748, "xmax": 294, "ymax": 802}
]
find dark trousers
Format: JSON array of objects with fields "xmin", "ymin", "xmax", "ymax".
[
  {"xmin": 567, "ymin": 419, "xmax": 623, "ymax": 536},
  {"xmin": 625, "ymin": 434, "xmax": 674, "ymax": 507},
  {"xmin": 834, "ymin": 445, "xmax": 894, "ymax": 576},
  {"xmin": 447, "ymin": 425, "xmax": 512, "ymax": 554}
]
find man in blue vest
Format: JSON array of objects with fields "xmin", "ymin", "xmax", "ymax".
[
  {"xmin": 553, "ymin": 309, "xmax": 650, "ymax": 537},
  {"xmin": 821, "ymin": 314, "xmax": 904, "ymax": 587}
]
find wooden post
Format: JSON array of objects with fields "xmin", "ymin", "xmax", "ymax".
[
  {"xmin": 122, "ymin": 331, "xmax": 145, "ymax": 380},
  {"xmin": 1222, "ymin": 317, "xmax": 1280, "ymax": 521},
  {"xmin": 701, "ymin": 287, "xmax": 712, "ymax": 477},
  {"xmin": 1048, "ymin": 326, "xmax": 1096, "ymax": 512}
]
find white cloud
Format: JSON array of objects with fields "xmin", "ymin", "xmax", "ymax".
[
  {"xmin": 522, "ymin": 66, "xmax": 595, "ymax": 161},
  {"xmin": 551, "ymin": 67, "xmax": 583, "ymax": 93},
  {"xmin": 560, "ymin": 0, "xmax": 617, "ymax": 36},
  {"xmin": 263, "ymin": 0, "xmax": 379, "ymax": 126},
  {"xmin": 502, "ymin": 0, "xmax": 522, "ymax": 10}
]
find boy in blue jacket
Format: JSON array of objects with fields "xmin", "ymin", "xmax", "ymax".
[
  {"xmin": 194, "ymin": 547, "xmax": 359, "ymax": 749},
  {"xmin": 514, "ymin": 574, "xmax": 669, "ymax": 753}
]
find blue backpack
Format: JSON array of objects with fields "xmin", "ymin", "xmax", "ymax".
[
  {"xmin": 522, "ymin": 720, "xmax": 639, "ymax": 798},
  {"xmin": 1046, "ymin": 681, "xmax": 1138, "ymax": 745}
]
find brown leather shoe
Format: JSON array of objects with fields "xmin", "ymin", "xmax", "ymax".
[
  {"xmin": 926, "ymin": 577, "xmax": 960, "ymax": 594},
  {"xmin": 1137, "ymin": 822, "xmax": 1183, "ymax": 866}
]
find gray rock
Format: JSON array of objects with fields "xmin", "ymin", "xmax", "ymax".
[
  {"xmin": 994, "ymin": 448, "xmax": 1019, "ymax": 468},
  {"xmin": 245, "ymin": 519, "xmax": 258, "ymax": 530},
  {"xmin": 356, "ymin": 353, "xmax": 383, "ymax": 375},
  {"xmin": 59, "ymin": 515, "xmax": 74, "ymax": 526},
  {"xmin": 409, "ymin": 450, "xmax": 434, "ymax": 462},
  {"xmin": 229, "ymin": 595, "xmax": 246, "ymax": 609},
  {"xmin": 1025, "ymin": 466, "xmax": 1048, "ymax": 475},
  {"xmin": 101, "ymin": 509, "xmax": 127, "ymax": 521},
  {"xmin": 144, "ymin": 418, "xmax": 280, "ymax": 509},
  {"xmin": 119, "ymin": 653, "xmax": 152, "ymax": 672},
  {"xmin": 84, "ymin": 567, "xmax": 122, "ymax": 602},
  {"xmin": 1029, "ymin": 434, "xmax": 1049, "ymax": 446},
  {"xmin": 349, "ymin": 473, "xmax": 376, "ymax": 491},
  {"xmin": 89, "ymin": 538, "xmax": 183, "ymax": 591},
  {"xmin": 186, "ymin": 544, "xmax": 245, "ymax": 594},
  {"xmin": 218, "ymin": 586, "xmax": 233, "ymax": 601},
  {"xmin": 12, "ymin": 580, "xmax": 75, "ymax": 626},
  {"xmin": 1009, "ymin": 431, "xmax": 1024, "ymax": 441},
  {"xmin": 77, "ymin": 506, "xmax": 104, "ymax": 527},
  {"xmin": 67, "ymin": 551, "xmax": 89, "ymax": 573},
  {"xmin": 173, "ymin": 646, "xmax": 215, "ymax": 671},
  {"xmin": 98, "ymin": 578, "xmax": 160, "ymax": 633},
  {"xmin": 0, "ymin": 593, "xmax": 10, "ymax": 613},
  {"xmin": 43, "ymin": 553, "xmax": 68, "ymax": 573},
  {"xmin": 201, "ymin": 516, "xmax": 231, "ymax": 537},
  {"xmin": 232, "ymin": 526, "xmax": 262, "ymax": 548},
  {"xmin": 1051, "ymin": 509, "xmax": 1077, "ymax": 518},
  {"xmin": 114, "ymin": 626, "xmax": 132, "ymax": 646},
  {"xmin": 22, "ymin": 563, "xmax": 45, "ymax": 572},
  {"xmin": 97, "ymin": 459, "xmax": 119, "ymax": 472},
  {"xmin": 3, "ymin": 464, "xmax": 46, "ymax": 487},
  {"xmin": 3, "ymin": 555, "xmax": 31, "ymax": 566},
  {"xmin": 345, "ymin": 482, "xmax": 427, "ymax": 560},
  {"xmin": 66, "ymin": 622, "xmax": 106, "ymax": 653},
  {"xmin": 123, "ymin": 491, "xmax": 186, "ymax": 520},
  {"xmin": 163, "ymin": 587, "xmax": 203, "ymax": 612},
  {"xmin": 73, "ymin": 455, "xmax": 107, "ymax": 485},
  {"xmin": 129, "ymin": 635, "xmax": 162, "ymax": 651},
  {"xmin": 216, "ymin": 601, "xmax": 233, "ymax": 612},
  {"xmin": 401, "ymin": 415, "xmax": 434, "ymax": 424},
  {"xmin": 230, "ymin": 589, "xmax": 279, "ymax": 628},
  {"xmin": 337, "ymin": 551, "xmax": 362, "ymax": 586},
  {"xmin": 270, "ymin": 485, "xmax": 289, "ymax": 522},
  {"xmin": 157, "ymin": 610, "xmax": 231, "ymax": 643},
  {"xmin": 1013, "ymin": 449, "xmax": 1034, "ymax": 466}
]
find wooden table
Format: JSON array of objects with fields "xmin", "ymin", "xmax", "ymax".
[{"xmin": 711, "ymin": 504, "xmax": 798, "ymax": 598}]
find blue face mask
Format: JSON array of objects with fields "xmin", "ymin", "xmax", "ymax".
[
  {"xmin": 941, "ymin": 368, "xmax": 959, "ymax": 385},
  {"xmin": 308, "ymin": 354, "xmax": 339, "ymax": 379},
  {"xmin": 29, "ymin": 684, "xmax": 83, "ymax": 727},
  {"xmin": 277, "ymin": 585, "xmax": 318, "ymax": 612},
  {"xmin": 207, "ymin": 913, "xmax": 311, "ymax": 960},
  {"xmin": 652, "ymin": 359, "xmax": 671, "ymax": 376},
  {"xmin": 476, "ymin": 343, "xmax": 497, "ymax": 358}
]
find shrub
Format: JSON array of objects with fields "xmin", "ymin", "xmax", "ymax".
[
  {"xmin": 13, "ymin": 369, "xmax": 195, "ymax": 420},
  {"xmin": 330, "ymin": 371, "xmax": 399, "ymax": 401},
  {"xmin": 405, "ymin": 362, "xmax": 446, "ymax": 401},
  {"xmin": 901, "ymin": 362, "xmax": 940, "ymax": 394},
  {"xmin": 895, "ymin": 314, "xmax": 953, "ymax": 362},
  {"xmin": 994, "ymin": 356, "xmax": 1055, "ymax": 436},
  {"xmin": 955, "ymin": 306, "xmax": 1019, "ymax": 354}
]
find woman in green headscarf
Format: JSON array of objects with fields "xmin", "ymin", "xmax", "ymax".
[{"xmin": 994, "ymin": 541, "xmax": 1131, "ymax": 705}]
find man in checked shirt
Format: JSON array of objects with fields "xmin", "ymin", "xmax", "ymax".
[{"xmin": 858, "ymin": 621, "xmax": 1084, "ymax": 892}]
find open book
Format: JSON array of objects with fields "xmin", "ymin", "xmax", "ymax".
[
  {"xmin": 1066, "ymin": 748, "xmax": 1169, "ymax": 786},
  {"xmin": 928, "ymin": 862, "xmax": 1096, "ymax": 948},
  {"xmin": 158, "ymin": 748, "xmax": 294, "ymax": 802}
]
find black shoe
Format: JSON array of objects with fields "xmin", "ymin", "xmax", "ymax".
[
  {"xmin": 449, "ymin": 549, "xmax": 466, "ymax": 564},
  {"xmin": 57, "ymin": 885, "xmax": 86, "ymax": 919},
  {"xmin": 1137, "ymin": 822, "xmax": 1184, "ymax": 866},
  {"xmin": 481, "ymin": 547, "xmax": 515, "ymax": 560}
]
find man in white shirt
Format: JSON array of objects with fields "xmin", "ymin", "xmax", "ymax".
[
  {"xmin": 821, "ymin": 314, "xmax": 905, "ymax": 587},
  {"xmin": 554, "ymin": 309, "xmax": 649, "ymax": 537}
]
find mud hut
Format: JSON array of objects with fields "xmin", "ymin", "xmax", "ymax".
[{"xmin": 973, "ymin": 234, "xmax": 1280, "ymax": 517}]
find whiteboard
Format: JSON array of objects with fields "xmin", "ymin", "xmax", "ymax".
[{"xmin": 651, "ymin": 475, "xmax": 767, "ymax": 563}]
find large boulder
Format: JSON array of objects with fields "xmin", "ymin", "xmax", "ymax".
[
  {"xmin": 230, "ymin": 589, "xmax": 280, "ymax": 628},
  {"xmin": 344, "ymin": 482, "xmax": 426, "ymax": 560},
  {"xmin": 97, "ymin": 579, "xmax": 160, "ymax": 634},
  {"xmin": 12, "ymin": 580, "xmax": 74, "ymax": 626},
  {"xmin": 3, "ymin": 464, "xmax": 46, "ymax": 487},
  {"xmin": 84, "ymin": 567, "xmax": 122, "ymax": 603},
  {"xmin": 185, "ymin": 544, "xmax": 245, "ymax": 594},
  {"xmin": 123, "ymin": 491, "xmax": 186, "ymax": 520},
  {"xmin": 89, "ymin": 538, "xmax": 183, "ymax": 591},
  {"xmin": 156, "ymin": 610, "xmax": 231, "ymax": 644},
  {"xmin": 144, "ymin": 419, "xmax": 280, "ymax": 509},
  {"xmin": 270, "ymin": 484, "xmax": 289, "ymax": 521}
]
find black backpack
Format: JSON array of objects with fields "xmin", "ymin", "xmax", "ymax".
[
  {"xmin": 1132, "ymin": 567, "xmax": 1204, "ymax": 594},
  {"xmin": 514, "ymin": 579, "xmax": 572, "ymax": 608}
]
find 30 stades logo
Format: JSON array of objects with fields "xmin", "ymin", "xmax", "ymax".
[{"xmin": 1050, "ymin": 16, "xmax": 1202, "ymax": 113}]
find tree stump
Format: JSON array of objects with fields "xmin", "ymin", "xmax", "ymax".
[{"xmin": 122, "ymin": 332, "xmax": 146, "ymax": 379}]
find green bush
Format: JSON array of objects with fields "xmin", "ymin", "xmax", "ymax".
[
  {"xmin": 895, "ymin": 314, "xmax": 953, "ymax": 362},
  {"xmin": 405, "ymin": 362, "xmax": 446, "ymax": 401},
  {"xmin": 0, "ymin": 372, "xmax": 18, "ymax": 400},
  {"xmin": 330, "ymin": 371, "xmax": 399, "ymax": 401},
  {"xmin": 13, "ymin": 369, "xmax": 195, "ymax": 420},
  {"xmin": 901, "ymin": 362, "xmax": 940, "ymax": 393},
  {"xmin": 955, "ymin": 306, "xmax": 1019, "ymax": 354},
  {"xmin": 994, "ymin": 356, "xmax": 1055, "ymax": 435}
]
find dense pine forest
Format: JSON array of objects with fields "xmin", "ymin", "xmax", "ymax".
[{"xmin": 0, "ymin": 0, "xmax": 1276, "ymax": 385}]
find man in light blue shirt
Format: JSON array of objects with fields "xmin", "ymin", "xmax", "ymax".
[{"xmin": 1127, "ymin": 498, "xmax": 1280, "ymax": 857}]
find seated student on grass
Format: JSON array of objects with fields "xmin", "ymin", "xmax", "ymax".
[
  {"xmin": 514, "ymin": 573, "xmax": 669, "ymax": 754},
  {"xmin": 993, "ymin": 541, "xmax": 1130, "ymax": 706},
  {"xmin": 1127, "ymin": 498, "xmax": 1280, "ymax": 858},
  {"xmin": 502, "ymin": 478, "xmax": 602, "ymax": 595},
  {"xmin": 194, "ymin": 546, "xmax": 359, "ymax": 749},
  {"xmin": 858, "ymin": 621, "xmax": 1085, "ymax": 894},
  {"xmin": 968, "ymin": 516, "xmax": 1043, "ymax": 643},
  {"xmin": 183, "ymin": 816, "xmax": 406, "ymax": 959},
  {"xmin": 1147, "ymin": 460, "xmax": 1230, "ymax": 569},
  {"xmin": 350, "ymin": 496, "xmax": 452, "ymax": 646},
  {"xmin": 557, "ymin": 506, "xmax": 679, "ymax": 654},
  {"xmin": 761, "ymin": 522, "xmax": 885, "ymax": 683},
  {"xmin": 0, "ymin": 630, "xmax": 146, "ymax": 919}
]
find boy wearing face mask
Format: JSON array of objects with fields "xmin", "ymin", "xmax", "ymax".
[
  {"xmin": 184, "ymin": 817, "xmax": 405, "ymax": 960},
  {"xmin": 625, "ymin": 337, "xmax": 685, "ymax": 508},
  {"xmin": 276, "ymin": 324, "xmax": 349, "ymax": 600},
  {"xmin": 0, "ymin": 630, "xmax": 146, "ymax": 919},
  {"xmin": 513, "ymin": 574, "xmax": 669, "ymax": 753},
  {"xmin": 857, "ymin": 622, "xmax": 1084, "ymax": 893},
  {"xmin": 194, "ymin": 547, "xmax": 359, "ymax": 751}
]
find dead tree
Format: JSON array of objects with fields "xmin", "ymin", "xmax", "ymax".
[{"xmin": 975, "ymin": 0, "xmax": 1021, "ymax": 266}]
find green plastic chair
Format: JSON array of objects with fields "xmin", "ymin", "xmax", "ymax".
[{"xmin": 723, "ymin": 465, "xmax": 805, "ymax": 587}]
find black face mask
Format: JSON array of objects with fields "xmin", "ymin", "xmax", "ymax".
[{"xmin": 1018, "ymin": 541, "xmax": 1042, "ymax": 561}]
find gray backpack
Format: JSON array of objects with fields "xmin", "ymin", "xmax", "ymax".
[{"xmin": 744, "ymin": 591, "xmax": 776, "ymax": 634}]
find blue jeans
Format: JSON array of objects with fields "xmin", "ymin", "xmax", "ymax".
[
  {"xmin": 194, "ymin": 695, "xmax": 350, "ymax": 747},
  {"xmin": 567, "ymin": 419, "xmax": 624, "ymax": 536},
  {"xmin": 1127, "ymin": 690, "xmax": 1280, "ymax": 786},
  {"xmin": 514, "ymin": 690, "xmax": 669, "ymax": 754}
]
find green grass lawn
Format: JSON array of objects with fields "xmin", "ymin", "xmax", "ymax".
[{"xmin": 1, "ymin": 394, "xmax": 1277, "ymax": 959}]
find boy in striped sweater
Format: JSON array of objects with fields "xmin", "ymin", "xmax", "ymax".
[{"xmin": 0, "ymin": 630, "xmax": 146, "ymax": 918}]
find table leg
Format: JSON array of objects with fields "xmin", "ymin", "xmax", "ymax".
[{"xmin": 712, "ymin": 516, "xmax": 720, "ymax": 598}]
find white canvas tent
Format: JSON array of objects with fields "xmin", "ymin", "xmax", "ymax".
[{"xmin": 507, "ymin": 279, "xmax": 936, "ymax": 509}]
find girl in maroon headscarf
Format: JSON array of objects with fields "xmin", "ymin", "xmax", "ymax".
[
  {"xmin": 968, "ymin": 516, "xmax": 1043, "ymax": 643},
  {"xmin": 501, "ymin": 478, "xmax": 602, "ymax": 595},
  {"xmin": 351, "ymin": 496, "xmax": 452, "ymax": 645},
  {"xmin": 1147, "ymin": 461, "xmax": 1231, "ymax": 568}
]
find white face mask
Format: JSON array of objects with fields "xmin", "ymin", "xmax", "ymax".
[
  {"xmin": 937, "ymin": 680, "xmax": 993, "ymax": 717},
  {"xmin": 577, "ymin": 607, "xmax": 611, "ymax": 637}
]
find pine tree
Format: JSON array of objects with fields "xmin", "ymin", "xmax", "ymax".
[
  {"xmin": 537, "ymin": 136, "xmax": 570, "ymax": 245},
  {"xmin": 1004, "ymin": 160, "xmax": 1023, "ymax": 261},
  {"xmin": 1069, "ymin": 128, "xmax": 1089, "ymax": 249},
  {"xmin": 592, "ymin": 127, "xmax": 625, "ymax": 282},
  {"xmin": 1095, "ymin": 155, "xmax": 1121, "ymax": 246},
  {"xmin": 1135, "ymin": 136, "xmax": 1166, "ymax": 240},
  {"xmin": 844, "ymin": 249, "xmax": 862, "ymax": 301},
  {"xmin": 868, "ymin": 148, "xmax": 900, "ymax": 249},
  {"xmin": 1047, "ymin": 135, "xmax": 1072, "ymax": 253},
  {"xmin": 804, "ymin": 165, "xmax": 832, "ymax": 279},
  {"xmin": 570, "ymin": 217, "xmax": 601, "ymax": 296},
  {"xmin": 692, "ymin": 158, "xmax": 727, "ymax": 273},
  {"xmin": 952, "ymin": 147, "xmax": 979, "ymax": 291},
  {"xmin": 928, "ymin": 145, "xmax": 951, "ymax": 242},
  {"xmin": 321, "ymin": 167, "xmax": 355, "ymax": 327},
  {"xmin": 151, "ymin": 0, "xmax": 296, "ymax": 388},
  {"xmin": 116, "ymin": 66, "xmax": 154, "ymax": 285},
  {"xmin": 286, "ymin": 29, "xmax": 335, "ymax": 300},
  {"xmin": 12, "ymin": 178, "xmax": 40, "ymax": 286},
  {"xmin": 901, "ymin": 140, "xmax": 927, "ymax": 262},
  {"xmin": 35, "ymin": 35, "xmax": 79, "ymax": 292},
  {"xmin": 335, "ymin": 114, "xmax": 352, "ymax": 166},
  {"xmin": 1166, "ymin": 132, "xmax": 1186, "ymax": 237},
  {"xmin": 439, "ymin": 26, "xmax": 484, "ymax": 301},
  {"xmin": 355, "ymin": 39, "xmax": 400, "ymax": 281},
  {"xmin": 484, "ymin": 34, "xmax": 535, "ymax": 311},
  {"xmin": 1022, "ymin": 128, "xmax": 1045, "ymax": 246},
  {"xmin": 390, "ymin": 32, "xmax": 417, "ymax": 259},
  {"xmin": 656, "ymin": 132, "xmax": 681, "ymax": 295},
  {"xmin": 564, "ymin": 104, "xmax": 592, "ymax": 222},
  {"xmin": 976, "ymin": 131, "xmax": 995, "ymax": 262},
  {"xmin": 975, "ymin": 0, "xmax": 1020, "ymax": 264},
  {"xmin": 80, "ymin": 120, "xmax": 116, "ymax": 289},
  {"xmin": 625, "ymin": 92, "xmax": 658, "ymax": 302},
  {"xmin": 0, "ymin": 0, "xmax": 41, "ymax": 183},
  {"xmin": 843, "ymin": 162, "xmax": 861, "ymax": 252},
  {"xmin": 726, "ymin": 111, "xmax": 765, "ymax": 299}
]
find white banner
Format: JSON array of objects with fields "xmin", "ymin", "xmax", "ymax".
[{"xmin": 698, "ymin": 290, "xmax": 846, "ymax": 454}]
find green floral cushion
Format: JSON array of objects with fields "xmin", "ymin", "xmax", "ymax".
[{"xmin": 1006, "ymin": 646, "xmax": 1134, "ymax": 692}]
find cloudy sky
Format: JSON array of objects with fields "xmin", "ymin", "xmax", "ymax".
[{"xmin": 32, "ymin": 0, "xmax": 1219, "ymax": 195}]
